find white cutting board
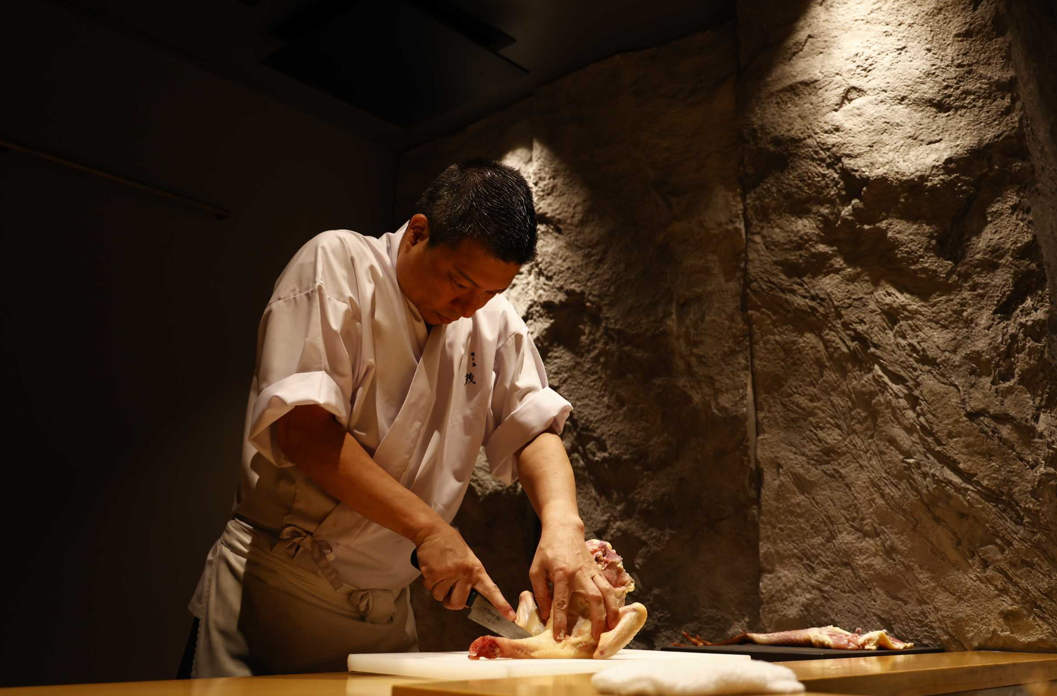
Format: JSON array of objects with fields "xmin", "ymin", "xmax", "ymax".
[{"xmin": 347, "ymin": 648, "xmax": 749, "ymax": 680}]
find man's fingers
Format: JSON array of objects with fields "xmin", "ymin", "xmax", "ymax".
[
  {"xmin": 592, "ymin": 573, "xmax": 620, "ymax": 631},
  {"xmin": 431, "ymin": 577, "xmax": 456, "ymax": 603},
  {"xmin": 551, "ymin": 574, "xmax": 570, "ymax": 641},
  {"xmin": 580, "ymin": 573, "xmax": 606, "ymax": 639},
  {"xmin": 446, "ymin": 579, "xmax": 473, "ymax": 610},
  {"xmin": 475, "ymin": 573, "xmax": 516, "ymax": 620},
  {"xmin": 530, "ymin": 566, "xmax": 552, "ymax": 624}
]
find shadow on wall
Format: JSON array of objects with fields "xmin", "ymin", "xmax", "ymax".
[
  {"xmin": 518, "ymin": 30, "xmax": 757, "ymax": 651},
  {"xmin": 398, "ymin": 20, "xmax": 763, "ymax": 652},
  {"xmin": 1010, "ymin": 0, "xmax": 1057, "ymax": 352}
]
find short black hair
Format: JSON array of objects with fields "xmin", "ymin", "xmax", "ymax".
[{"xmin": 413, "ymin": 158, "xmax": 537, "ymax": 265}]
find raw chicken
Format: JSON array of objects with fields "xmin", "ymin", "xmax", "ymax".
[
  {"xmin": 468, "ymin": 539, "xmax": 648, "ymax": 659},
  {"xmin": 679, "ymin": 625, "xmax": 914, "ymax": 650}
]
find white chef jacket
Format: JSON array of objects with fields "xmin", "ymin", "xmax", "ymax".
[{"xmin": 193, "ymin": 223, "xmax": 571, "ymax": 609}]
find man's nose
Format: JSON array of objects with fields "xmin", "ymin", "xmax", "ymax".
[
  {"xmin": 459, "ymin": 300, "xmax": 478, "ymax": 318},
  {"xmin": 456, "ymin": 293, "xmax": 485, "ymax": 318}
]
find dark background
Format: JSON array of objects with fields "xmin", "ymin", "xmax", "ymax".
[
  {"xmin": 0, "ymin": 2, "xmax": 395, "ymax": 685},
  {"xmin": 0, "ymin": 0, "xmax": 733, "ymax": 686}
]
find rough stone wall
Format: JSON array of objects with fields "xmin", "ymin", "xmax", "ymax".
[
  {"xmin": 394, "ymin": 0, "xmax": 1057, "ymax": 654},
  {"xmin": 739, "ymin": 0, "xmax": 1056, "ymax": 650},
  {"xmin": 396, "ymin": 26, "xmax": 756, "ymax": 651}
]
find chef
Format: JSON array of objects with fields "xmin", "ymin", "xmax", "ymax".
[{"xmin": 187, "ymin": 159, "xmax": 623, "ymax": 677}]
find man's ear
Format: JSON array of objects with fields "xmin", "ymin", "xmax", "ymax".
[{"xmin": 407, "ymin": 213, "xmax": 430, "ymax": 246}]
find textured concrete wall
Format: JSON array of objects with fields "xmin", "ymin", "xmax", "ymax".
[
  {"xmin": 397, "ymin": 0, "xmax": 1056, "ymax": 653},
  {"xmin": 396, "ymin": 26, "xmax": 756, "ymax": 651},
  {"xmin": 740, "ymin": 0, "xmax": 1056, "ymax": 649}
]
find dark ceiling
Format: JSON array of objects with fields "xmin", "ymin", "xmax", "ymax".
[{"xmin": 43, "ymin": 0, "xmax": 735, "ymax": 151}]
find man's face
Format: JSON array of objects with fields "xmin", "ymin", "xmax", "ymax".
[{"xmin": 397, "ymin": 215, "xmax": 521, "ymax": 326}]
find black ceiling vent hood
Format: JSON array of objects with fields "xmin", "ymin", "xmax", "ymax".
[{"xmin": 264, "ymin": 0, "xmax": 527, "ymax": 128}]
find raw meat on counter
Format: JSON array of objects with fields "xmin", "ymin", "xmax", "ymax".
[
  {"xmin": 469, "ymin": 539, "xmax": 647, "ymax": 659},
  {"xmin": 676, "ymin": 625, "xmax": 914, "ymax": 650}
]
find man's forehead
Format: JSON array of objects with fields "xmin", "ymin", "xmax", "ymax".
[{"xmin": 441, "ymin": 240, "xmax": 520, "ymax": 291}]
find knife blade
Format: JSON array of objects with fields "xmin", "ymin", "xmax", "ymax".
[{"xmin": 410, "ymin": 550, "xmax": 532, "ymax": 640}]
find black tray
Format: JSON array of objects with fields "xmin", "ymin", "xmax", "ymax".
[{"xmin": 663, "ymin": 644, "xmax": 944, "ymax": 662}]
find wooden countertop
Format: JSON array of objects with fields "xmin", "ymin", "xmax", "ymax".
[
  {"xmin": 394, "ymin": 651, "xmax": 1057, "ymax": 696},
  {"xmin": 2, "ymin": 651, "xmax": 1054, "ymax": 696},
  {"xmin": 780, "ymin": 650, "xmax": 1057, "ymax": 695},
  {"xmin": 394, "ymin": 674, "xmax": 849, "ymax": 696},
  {"xmin": 0, "ymin": 673, "xmax": 419, "ymax": 696}
]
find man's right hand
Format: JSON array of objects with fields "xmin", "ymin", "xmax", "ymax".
[
  {"xmin": 276, "ymin": 406, "xmax": 514, "ymax": 620},
  {"xmin": 414, "ymin": 524, "xmax": 515, "ymax": 620}
]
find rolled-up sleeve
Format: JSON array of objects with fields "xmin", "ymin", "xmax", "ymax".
[
  {"xmin": 484, "ymin": 330, "xmax": 572, "ymax": 484},
  {"xmin": 247, "ymin": 283, "xmax": 359, "ymax": 467}
]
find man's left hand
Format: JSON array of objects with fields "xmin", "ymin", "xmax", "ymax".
[{"xmin": 529, "ymin": 521, "xmax": 621, "ymax": 642}]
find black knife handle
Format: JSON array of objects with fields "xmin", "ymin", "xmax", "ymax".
[{"xmin": 409, "ymin": 549, "xmax": 479, "ymax": 605}]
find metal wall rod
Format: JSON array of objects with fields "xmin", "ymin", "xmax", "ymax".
[{"xmin": 0, "ymin": 137, "xmax": 230, "ymax": 220}]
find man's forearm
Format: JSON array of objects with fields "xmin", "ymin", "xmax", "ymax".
[
  {"xmin": 276, "ymin": 405, "xmax": 444, "ymax": 545},
  {"xmin": 517, "ymin": 431, "xmax": 584, "ymax": 529}
]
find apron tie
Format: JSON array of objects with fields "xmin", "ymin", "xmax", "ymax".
[
  {"xmin": 276, "ymin": 526, "xmax": 343, "ymax": 591},
  {"xmin": 349, "ymin": 589, "xmax": 396, "ymax": 624}
]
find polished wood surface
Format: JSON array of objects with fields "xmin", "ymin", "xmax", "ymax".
[
  {"xmin": 783, "ymin": 650, "xmax": 1057, "ymax": 695},
  {"xmin": 394, "ymin": 651, "xmax": 1057, "ymax": 696},
  {"xmin": 0, "ymin": 673, "xmax": 422, "ymax": 696},
  {"xmin": 3, "ymin": 651, "xmax": 1054, "ymax": 696},
  {"xmin": 392, "ymin": 673, "xmax": 850, "ymax": 696}
]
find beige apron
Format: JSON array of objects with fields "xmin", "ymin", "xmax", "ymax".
[{"xmin": 190, "ymin": 518, "xmax": 417, "ymax": 678}]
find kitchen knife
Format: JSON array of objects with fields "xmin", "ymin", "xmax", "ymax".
[{"xmin": 410, "ymin": 549, "xmax": 532, "ymax": 640}]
